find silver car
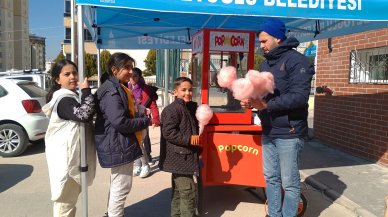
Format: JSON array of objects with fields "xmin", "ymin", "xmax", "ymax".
[{"xmin": 0, "ymin": 79, "xmax": 49, "ymax": 157}]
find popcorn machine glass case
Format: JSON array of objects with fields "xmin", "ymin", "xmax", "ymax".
[{"xmin": 191, "ymin": 29, "xmax": 256, "ymax": 124}]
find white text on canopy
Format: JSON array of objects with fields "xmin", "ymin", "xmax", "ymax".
[
  {"xmin": 195, "ymin": 0, "xmax": 362, "ymax": 11},
  {"xmin": 210, "ymin": 31, "xmax": 249, "ymax": 52}
]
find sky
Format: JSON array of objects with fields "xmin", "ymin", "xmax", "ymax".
[
  {"xmin": 29, "ymin": 0, "xmax": 64, "ymax": 61},
  {"xmin": 27, "ymin": 1, "xmax": 148, "ymax": 70}
]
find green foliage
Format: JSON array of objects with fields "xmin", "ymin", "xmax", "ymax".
[
  {"xmin": 143, "ymin": 49, "xmax": 156, "ymax": 76},
  {"xmin": 85, "ymin": 53, "xmax": 97, "ymax": 77},
  {"xmin": 53, "ymin": 52, "xmax": 65, "ymax": 65},
  {"xmin": 254, "ymin": 54, "xmax": 265, "ymax": 70},
  {"xmin": 100, "ymin": 50, "xmax": 111, "ymax": 75}
]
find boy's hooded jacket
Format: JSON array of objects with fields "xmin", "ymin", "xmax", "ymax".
[{"xmin": 158, "ymin": 98, "xmax": 201, "ymax": 176}]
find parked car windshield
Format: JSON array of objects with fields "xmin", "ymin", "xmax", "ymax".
[{"xmin": 18, "ymin": 83, "xmax": 47, "ymax": 98}]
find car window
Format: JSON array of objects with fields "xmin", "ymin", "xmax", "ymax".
[
  {"xmin": 7, "ymin": 76, "xmax": 33, "ymax": 81},
  {"xmin": 18, "ymin": 83, "xmax": 47, "ymax": 97},
  {"xmin": 0, "ymin": 85, "xmax": 8, "ymax": 97}
]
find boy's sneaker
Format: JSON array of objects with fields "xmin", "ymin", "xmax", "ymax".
[
  {"xmin": 139, "ymin": 165, "xmax": 150, "ymax": 178},
  {"xmin": 133, "ymin": 166, "xmax": 141, "ymax": 176},
  {"xmin": 148, "ymin": 155, "xmax": 155, "ymax": 165}
]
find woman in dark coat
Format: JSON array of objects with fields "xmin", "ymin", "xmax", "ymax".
[{"xmin": 94, "ymin": 52, "xmax": 150, "ymax": 217}]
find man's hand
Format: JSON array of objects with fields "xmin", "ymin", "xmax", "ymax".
[{"xmin": 240, "ymin": 98, "xmax": 267, "ymax": 110}]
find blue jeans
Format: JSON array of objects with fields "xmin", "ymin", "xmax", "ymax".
[{"xmin": 262, "ymin": 136, "xmax": 304, "ymax": 217}]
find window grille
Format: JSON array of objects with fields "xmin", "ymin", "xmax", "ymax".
[{"xmin": 349, "ymin": 46, "xmax": 388, "ymax": 84}]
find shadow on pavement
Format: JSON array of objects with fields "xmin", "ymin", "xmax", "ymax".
[
  {"xmin": 22, "ymin": 140, "xmax": 45, "ymax": 156},
  {"xmin": 0, "ymin": 164, "xmax": 33, "ymax": 193},
  {"xmin": 304, "ymin": 171, "xmax": 346, "ymax": 216},
  {"xmin": 124, "ymin": 188, "xmax": 171, "ymax": 217},
  {"xmin": 201, "ymin": 185, "xmax": 263, "ymax": 217}
]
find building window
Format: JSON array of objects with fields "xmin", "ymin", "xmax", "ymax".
[
  {"xmin": 84, "ymin": 29, "xmax": 93, "ymax": 41},
  {"xmin": 349, "ymin": 46, "xmax": 388, "ymax": 84},
  {"xmin": 65, "ymin": 0, "xmax": 71, "ymax": 13},
  {"xmin": 65, "ymin": 27, "xmax": 71, "ymax": 40},
  {"xmin": 180, "ymin": 60, "xmax": 189, "ymax": 72}
]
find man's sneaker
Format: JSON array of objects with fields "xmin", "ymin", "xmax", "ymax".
[
  {"xmin": 133, "ymin": 166, "xmax": 141, "ymax": 176},
  {"xmin": 139, "ymin": 165, "xmax": 150, "ymax": 178}
]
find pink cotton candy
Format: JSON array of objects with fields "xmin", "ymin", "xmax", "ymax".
[
  {"xmin": 196, "ymin": 104, "xmax": 213, "ymax": 135},
  {"xmin": 230, "ymin": 78, "xmax": 255, "ymax": 101},
  {"xmin": 261, "ymin": 71, "xmax": 275, "ymax": 94},
  {"xmin": 245, "ymin": 70, "xmax": 275, "ymax": 99},
  {"xmin": 217, "ymin": 66, "xmax": 237, "ymax": 89}
]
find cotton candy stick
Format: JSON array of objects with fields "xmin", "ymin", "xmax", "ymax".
[{"xmin": 195, "ymin": 104, "xmax": 213, "ymax": 135}]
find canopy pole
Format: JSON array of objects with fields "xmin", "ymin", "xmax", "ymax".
[
  {"xmin": 77, "ymin": 4, "xmax": 88, "ymax": 217},
  {"xmin": 71, "ymin": 0, "xmax": 77, "ymax": 63},
  {"xmin": 164, "ymin": 49, "xmax": 169, "ymax": 107},
  {"xmin": 97, "ymin": 47, "xmax": 101, "ymax": 87}
]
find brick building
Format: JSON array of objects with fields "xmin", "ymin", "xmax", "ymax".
[{"xmin": 314, "ymin": 28, "xmax": 388, "ymax": 166}]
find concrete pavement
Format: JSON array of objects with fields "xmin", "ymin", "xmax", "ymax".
[
  {"xmin": 1, "ymin": 95, "xmax": 387, "ymax": 216},
  {"xmin": 0, "ymin": 126, "xmax": 359, "ymax": 217},
  {"xmin": 305, "ymin": 96, "xmax": 388, "ymax": 217},
  {"xmin": 300, "ymin": 139, "xmax": 388, "ymax": 217}
]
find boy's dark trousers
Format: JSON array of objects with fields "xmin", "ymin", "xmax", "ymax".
[{"xmin": 171, "ymin": 173, "xmax": 197, "ymax": 217}]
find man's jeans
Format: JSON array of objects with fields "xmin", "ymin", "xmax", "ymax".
[{"xmin": 262, "ymin": 136, "xmax": 304, "ymax": 217}]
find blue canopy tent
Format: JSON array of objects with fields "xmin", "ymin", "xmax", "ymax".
[
  {"xmin": 77, "ymin": 0, "xmax": 388, "ymax": 49},
  {"xmin": 73, "ymin": 1, "xmax": 388, "ymax": 216}
]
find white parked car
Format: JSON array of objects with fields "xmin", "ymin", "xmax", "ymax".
[
  {"xmin": 0, "ymin": 79, "xmax": 49, "ymax": 157},
  {"xmin": 0, "ymin": 72, "xmax": 51, "ymax": 90}
]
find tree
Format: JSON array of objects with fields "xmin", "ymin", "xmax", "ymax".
[
  {"xmin": 53, "ymin": 52, "xmax": 65, "ymax": 65},
  {"xmin": 85, "ymin": 53, "xmax": 97, "ymax": 77},
  {"xmin": 100, "ymin": 50, "xmax": 111, "ymax": 75},
  {"xmin": 254, "ymin": 54, "xmax": 265, "ymax": 70},
  {"xmin": 143, "ymin": 49, "xmax": 156, "ymax": 76}
]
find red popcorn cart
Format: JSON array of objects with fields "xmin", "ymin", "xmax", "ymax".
[
  {"xmin": 191, "ymin": 29, "xmax": 265, "ymax": 188},
  {"xmin": 192, "ymin": 29, "xmax": 307, "ymax": 216}
]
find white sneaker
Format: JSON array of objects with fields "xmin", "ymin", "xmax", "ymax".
[
  {"xmin": 133, "ymin": 166, "xmax": 141, "ymax": 176},
  {"xmin": 139, "ymin": 165, "xmax": 150, "ymax": 178}
]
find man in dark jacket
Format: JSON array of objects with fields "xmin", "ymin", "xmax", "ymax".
[{"xmin": 242, "ymin": 18, "xmax": 315, "ymax": 217}]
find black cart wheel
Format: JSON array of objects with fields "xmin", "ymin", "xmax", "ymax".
[{"xmin": 297, "ymin": 193, "xmax": 307, "ymax": 217}]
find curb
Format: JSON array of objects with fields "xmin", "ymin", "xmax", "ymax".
[{"xmin": 300, "ymin": 171, "xmax": 377, "ymax": 217}]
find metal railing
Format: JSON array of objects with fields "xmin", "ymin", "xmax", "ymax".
[{"xmin": 349, "ymin": 47, "xmax": 388, "ymax": 84}]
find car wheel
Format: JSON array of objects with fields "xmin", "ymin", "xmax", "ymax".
[{"xmin": 0, "ymin": 124, "xmax": 29, "ymax": 157}]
